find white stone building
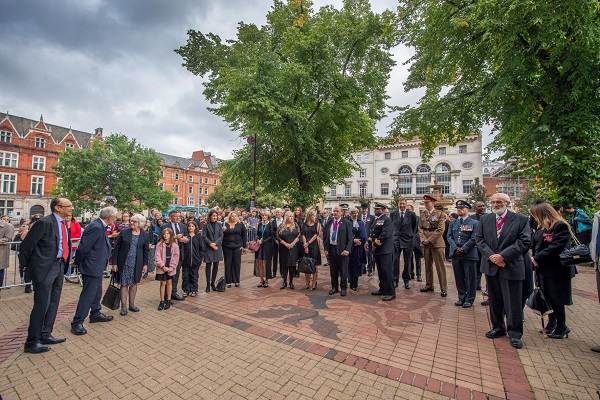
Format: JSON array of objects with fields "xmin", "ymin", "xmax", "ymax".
[{"xmin": 322, "ymin": 134, "xmax": 483, "ymax": 212}]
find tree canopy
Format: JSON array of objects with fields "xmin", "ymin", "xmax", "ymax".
[
  {"xmin": 392, "ymin": 0, "xmax": 600, "ymax": 209},
  {"xmin": 52, "ymin": 134, "xmax": 173, "ymax": 212},
  {"xmin": 176, "ymin": 0, "xmax": 399, "ymax": 207}
]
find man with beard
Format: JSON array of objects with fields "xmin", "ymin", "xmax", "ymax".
[
  {"xmin": 475, "ymin": 193, "xmax": 530, "ymax": 349},
  {"xmin": 369, "ymin": 203, "xmax": 395, "ymax": 301}
]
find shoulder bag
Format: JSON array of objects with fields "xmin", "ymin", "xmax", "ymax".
[{"xmin": 559, "ymin": 226, "xmax": 592, "ymax": 267}]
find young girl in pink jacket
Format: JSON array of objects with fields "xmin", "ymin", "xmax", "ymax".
[{"xmin": 154, "ymin": 228, "xmax": 179, "ymax": 310}]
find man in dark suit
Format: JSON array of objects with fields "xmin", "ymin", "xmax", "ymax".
[
  {"xmin": 390, "ymin": 198, "xmax": 418, "ymax": 290},
  {"xmin": 20, "ymin": 198, "xmax": 73, "ymax": 353},
  {"xmin": 369, "ymin": 203, "xmax": 395, "ymax": 300},
  {"xmin": 473, "ymin": 201, "xmax": 488, "ymax": 293},
  {"xmin": 161, "ymin": 210, "xmax": 189, "ymax": 300},
  {"xmin": 323, "ymin": 205, "xmax": 353, "ymax": 296},
  {"xmin": 359, "ymin": 203, "xmax": 374, "ymax": 276},
  {"xmin": 475, "ymin": 193, "xmax": 531, "ymax": 349},
  {"xmin": 271, "ymin": 208, "xmax": 284, "ymax": 277},
  {"xmin": 320, "ymin": 209, "xmax": 331, "ymax": 266},
  {"xmin": 447, "ymin": 200, "xmax": 479, "ymax": 308},
  {"xmin": 71, "ymin": 206, "xmax": 117, "ymax": 336}
]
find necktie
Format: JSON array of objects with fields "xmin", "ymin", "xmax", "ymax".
[
  {"xmin": 400, "ymin": 212, "xmax": 404, "ymax": 223},
  {"xmin": 332, "ymin": 220, "xmax": 340, "ymax": 242},
  {"xmin": 460, "ymin": 218, "xmax": 464, "ymax": 225},
  {"xmin": 174, "ymin": 223, "xmax": 180, "ymax": 235},
  {"xmin": 61, "ymin": 220, "xmax": 69, "ymax": 261},
  {"xmin": 363, "ymin": 215, "xmax": 367, "ymax": 223}
]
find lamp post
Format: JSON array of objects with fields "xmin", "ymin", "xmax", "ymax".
[{"xmin": 248, "ymin": 135, "xmax": 257, "ymax": 209}]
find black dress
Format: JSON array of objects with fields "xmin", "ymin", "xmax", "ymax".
[
  {"xmin": 256, "ymin": 222, "xmax": 274, "ymax": 261},
  {"xmin": 277, "ymin": 225, "xmax": 301, "ymax": 267},
  {"xmin": 301, "ymin": 223, "xmax": 322, "ymax": 266}
]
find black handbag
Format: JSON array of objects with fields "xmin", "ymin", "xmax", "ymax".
[
  {"xmin": 297, "ymin": 257, "xmax": 316, "ymax": 274},
  {"xmin": 559, "ymin": 228, "xmax": 592, "ymax": 266},
  {"xmin": 101, "ymin": 273, "xmax": 121, "ymax": 310},
  {"xmin": 216, "ymin": 276, "xmax": 226, "ymax": 292},
  {"xmin": 526, "ymin": 268, "xmax": 554, "ymax": 336}
]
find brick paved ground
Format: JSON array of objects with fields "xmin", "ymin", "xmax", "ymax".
[{"xmin": 1, "ymin": 255, "xmax": 599, "ymax": 399}]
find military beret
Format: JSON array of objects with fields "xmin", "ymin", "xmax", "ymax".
[
  {"xmin": 373, "ymin": 202, "xmax": 388, "ymax": 209},
  {"xmin": 455, "ymin": 200, "xmax": 472, "ymax": 209},
  {"xmin": 423, "ymin": 195, "xmax": 436, "ymax": 202},
  {"xmin": 339, "ymin": 203, "xmax": 349, "ymax": 210}
]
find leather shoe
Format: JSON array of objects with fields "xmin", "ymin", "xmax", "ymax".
[
  {"xmin": 340, "ymin": 290, "xmax": 347, "ymax": 296},
  {"xmin": 591, "ymin": 346, "xmax": 600, "ymax": 353},
  {"xmin": 454, "ymin": 301, "xmax": 463, "ymax": 306},
  {"xmin": 329, "ymin": 289, "xmax": 338, "ymax": 295},
  {"xmin": 371, "ymin": 291, "xmax": 383, "ymax": 295},
  {"xmin": 382, "ymin": 295, "xmax": 396, "ymax": 301},
  {"xmin": 71, "ymin": 324, "xmax": 87, "ymax": 335},
  {"xmin": 420, "ymin": 286, "xmax": 434, "ymax": 292},
  {"xmin": 24, "ymin": 343, "xmax": 50, "ymax": 354},
  {"xmin": 171, "ymin": 293, "xmax": 185, "ymax": 301},
  {"xmin": 90, "ymin": 314, "xmax": 113, "ymax": 323},
  {"xmin": 440, "ymin": 291, "xmax": 448, "ymax": 297},
  {"xmin": 485, "ymin": 329, "xmax": 506, "ymax": 339},
  {"xmin": 481, "ymin": 300, "xmax": 489, "ymax": 306},
  {"xmin": 510, "ymin": 337, "xmax": 523, "ymax": 349},
  {"xmin": 404, "ymin": 282, "xmax": 410, "ymax": 289},
  {"xmin": 462, "ymin": 302, "xmax": 472, "ymax": 308},
  {"xmin": 41, "ymin": 336, "xmax": 66, "ymax": 345}
]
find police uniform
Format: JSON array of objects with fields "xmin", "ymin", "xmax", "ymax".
[
  {"xmin": 418, "ymin": 195, "xmax": 448, "ymax": 296},
  {"xmin": 446, "ymin": 200, "xmax": 479, "ymax": 307},
  {"xmin": 340, "ymin": 203, "xmax": 352, "ymax": 221},
  {"xmin": 369, "ymin": 203, "xmax": 395, "ymax": 300}
]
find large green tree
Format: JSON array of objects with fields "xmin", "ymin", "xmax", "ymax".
[
  {"xmin": 392, "ymin": 0, "xmax": 600, "ymax": 209},
  {"xmin": 52, "ymin": 134, "xmax": 173, "ymax": 212},
  {"xmin": 176, "ymin": 0, "xmax": 399, "ymax": 207}
]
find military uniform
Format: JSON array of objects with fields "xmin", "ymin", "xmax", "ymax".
[
  {"xmin": 418, "ymin": 196, "xmax": 448, "ymax": 295},
  {"xmin": 369, "ymin": 203, "xmax": 395, "ymax": 300}
]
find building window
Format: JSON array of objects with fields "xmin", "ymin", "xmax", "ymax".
[
  {"xmin": 160, "ymin": 183, "xmax": 164, "ymax": 190},
  {"xmin": 65, "ymin": 142, "xmax": 75, "ymax": 149},
  {"xmin": 435, "ymin": 163, "xmax": 451, "ymax": 194},
  {"xmin": 462, "ymin": 161, "xmax": 474, "ymax": 169},
  {"xmin": 31, "ymin": 176, "xmax": 44, "ymax": 195},
  {"xmin": 359, "ymin": 183, "xmax": 367, "ymax": 197},
  {"xmin": 175, "ymin": 173, "xmax": 179, "ymax": 180},
  {"xmin": 172, "ymin": 184, "xmax": 180, "ymax": 192},
  {"xmin": 0, "ymin": 152, "xmax": 18, "ymax": 168},
  {"xmin": 364, "ymin": 153, "xmax": 369, "ymax": 162},
  {"xmin": 380, "ymin": 183, "xmax": 389, "ymax": 196},
  {"xmin": 357, "ymin": 154, "xmax": 362, "ymax": 162},
  {"xmin": 344, "ymin": 184, "xmax": 351, "ymax": 198},
  {"xmin": 205, "ymin": 187, "xmax": 209, "ymax": 195},
  {"xmin": 439, "ymin": 147, "xmax": 446, "ymax": 155},
  {"xmin": 35, "ymin": 137, "xmax": 46, "ymax": 148},
  {"xmin": 359, "ymin": 169, "xmax": 367, "ymax": 178},
  {"xmin": 459, "ymin": 145, "xmax": 467, "ymax": 154},
  {"xmin": 173, "ymin": 197, "xmax": 179, "ymax": 205},
  {"xmin": 214, "ymin": 179, "xmax": 218, "ymax": 185},
  {"xmin": 32, "ymin": 156, "xmax": 46, "ymax": 171},
  {"xmin": 0, "ymin": 130, "xmax": 12, "ymax": 143},
  {"xmin": 187, "ymin": 196, "xmax": 195, "ymax": 206},
  {"xmin": 462, "ymin": 180, "xmax": 473, "ymax": 194},
  {"xmin": 483, "ymin": 168, "xmax": 490, "ymax": 175},
  {"xmin": 401, "ymin": 151, "xmax": 408, "ymax": 158},
  {"xmin": 1, "ymin": 174, "xmax": 16, "ymax": 194},
  {"xmin": 380, "ymin": 167, "xmax": 389, "ymax": 174},
  {"xmin": 0, "ymin": 200, "xmax": 14, "ymax": 216},
  {"xmin": 330, "ymin": 186, "xmax": 337, "ymax": 197},
  {"xmin": 160, "ymin": 170, "xmax": 164, "ymax": 178},
  {"xmin": 189, "ymin": 186, "xmax": 193, "ymax": 194},
  {"xmin": 189, "ymin": 175, "xmax": 193, "ymax": 182},
  {"xmin": 384, "ymin": 152, "xmax": 391, "ymax": 160},
  {"xmin": 416, "ymin": 164, "xmax": 431, "ymax": 195},
  {"xmin": 398, "ymin": 165, "xmax": 412, "ymax": 195},
  {"xmin": 205, "ymin": 178, "xmax": 209, "ymax": 184}
]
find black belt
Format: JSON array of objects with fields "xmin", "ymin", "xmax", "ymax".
[{"xmin": 54, "ymin": 258, "xmax": 66, "ymax": 263}]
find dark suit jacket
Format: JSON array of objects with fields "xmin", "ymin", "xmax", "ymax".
[
  {"xmin": 202, "ymin": 221, "xmax": 223, "ymax": 263},
  {"xmin": 161, "ymin": 221, "xmax": 189, "ymax": 237},
  {"xmin": 390, "ymin": 210, "xmax": 418, "ymax": 249},
  {"xmin": 532, "ymin": 221, "xmax": 572, "ymax": 280},
  {"xmin": 112, "ymin": 228, "xmax": 150, "ymax": 283},
  {"xmin": 74, "ymin": 218, "xmax": 112, "ymax": 277},
  {"xmin": 369, "ymin": 215, "xmax": 395, "ymax": 255},
  {"xmin": 475, "ymin": 211, "xmax": 531, "ymax": 280},
  {"xmin": 323, "ymin": 218, "xmax": 353, "ymax": 255},
  {"xmin": 446, "ymin": 216, "xmax": 479, "ymax": 260},
  {"xmin": 19, "ymin": 214, "xmax": 70, "ymax": 282}
]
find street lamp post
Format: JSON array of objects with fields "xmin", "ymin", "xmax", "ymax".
[{"xmin": 248, "ymin": 135, "xmax": 257, "ymax": 209}]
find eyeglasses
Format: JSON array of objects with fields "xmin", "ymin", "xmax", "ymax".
[{"xmin": 57, "ymin": 204, "xmax": 74, "ymax": 208}]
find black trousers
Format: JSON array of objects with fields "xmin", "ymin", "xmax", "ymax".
[
  {"xmin": 223, "ymin": 247, "xmax": 242, "ymax": 284},
  {"xmin": 282, "ymin": 263, "xmax": 296, "ymax": 283},
  {"xmin": 412, "ymin": 244, "xmax": 423, "ymax": 277},
  {"xmin": 72, "ymin": 274, "xmax": 104, "ymax": 326},
  {"xmin": 364, "ymin": 250, "xmax": 375, "ymax": 273},
  {"xmin": 374, "ymin": 253, "xmax": 394, "ymax": 296},
  {"xmin": 272, "ymin": 244, "xmax": 280, "ymax": 277},
  {"xmin": 452, "ymin": 257, "xmax": 477, "ymax": 304},
  {"xmin": 486, "ymin": 273, "xmax": 524, "ymax": 339},
  {"xmin": 393, "ymin": 247, "xmax": 412, "ymax": 283},
  {"xmin": 329, "ymin": 252, "xmax": 349, "ymax": 290},
  {"xmin": 205, "ymin": 262, "xmax": 219, "ymax": 285},
  {"xmin": 171, "ymin": 261, "xmax": 182, "ymax": 296},
  {"xmin": 26, "ymin": 260, "xmax": 64, "ymax": 344},
  {"xmin": 182, "ymin": 265, "xmax": 200, "ymax": 293}
]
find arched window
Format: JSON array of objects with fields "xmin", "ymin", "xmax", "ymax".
[
  {"xmin": 435, "ymin": 163, "xmax": 451, "ymax": 194},
  {"xmin": 29, "ymin": 205, "xmax": 44, "ymax": 218},
  {"xmin": 416, "ymin": 164, "xmax": 431, "ymax": 195},
  {"xmin": 397, "ymin": 165, "xmax": 412, "ymax": 195}
]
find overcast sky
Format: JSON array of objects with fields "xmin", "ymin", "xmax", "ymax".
[{"xmin": 0, "ymin": 0, "xmax": 493, "ymax": 160}]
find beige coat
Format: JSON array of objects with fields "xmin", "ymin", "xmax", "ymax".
[
  {"xmin": 0, "ymin": 220, "xmax": 15, "ymax": 270},
  {"xmin": 418, "ymin": 209, "xmax": 447, "ymax": 248}
]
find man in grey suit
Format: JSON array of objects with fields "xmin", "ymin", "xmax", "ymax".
[
  {"xmin": 475, "ymin": 193, "xmax": 531, "ymax": 349},
  {"xmin": 391, "ymin": 198, "xmax": 418, "ymax": 289},
  {"xmin": 71, "ymin": 206, "xmax": 117, "ymax": 335},
  {"xmin": 323, "ymin": 205, "xmax": 353, "ymax": 296}
]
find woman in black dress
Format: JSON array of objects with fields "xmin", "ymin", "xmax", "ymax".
[
  {"xmin": 202, "ymin": 209, "xmax": 223, "ymax": 292},
  {"xmin": 530, "ymin": 201, "xmax": 573, "ymax": 339},
  {"xmin": 255, "ymin": 210, "xmax": 274, "ymax": 287},
  {"xmin": 301, "ymin": 209, "xmax": 322, "ymax": 290},
  {"xmin": 181, "ymin": 221, "xmax": 205, "ymax": 296},
  {"xmin": 222, "ymin": 212, "xmax": 247, "ymax": 287},
  {"xmin": 277, "ymin": 211, "xmax": 301, "ymax": 289}
]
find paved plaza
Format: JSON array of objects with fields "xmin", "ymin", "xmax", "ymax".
[{"xmin": 1, "ymin": 255, "xmax": 599, "ymax": 399}]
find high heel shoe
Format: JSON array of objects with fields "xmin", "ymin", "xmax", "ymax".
[
  {"xmin": 547, "ymin": 327, "xmax": 570, "ymax": 339},
  {"xmin": 311, "ymin": 282, "xmax": 317, "ymax": 290},
  {"xmin": 280, "ymin": 282, "xmax": 287, "ymax": 289}
]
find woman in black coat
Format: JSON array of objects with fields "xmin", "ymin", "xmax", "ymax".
[
  {"xmin": 181, "ymin": 221, "xmax": 206, "ymax": 296},
  {"xmin": 202, "ymin": 209, "xmax": 223, "ymax": 292},
  {"xmin": 530, "ymin": 202, "xmax": 573, "ymax": 339},
  {"xmin": 222, "ymin": 212, "xmax": 247, "ymax": 287},
  {"xmin": 111, "ymin": 214, "xmax": 150, "ymax": 315},
  {"xmin": 277, "ymin": 211, "xmax": 301, "ymax": 289},
  {"xmin": 255, "ymin": 210, "xmax": 275, "ymax": 287}
]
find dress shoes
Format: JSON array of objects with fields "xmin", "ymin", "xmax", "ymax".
[
  {"xmin": 591, "ymin": 346, "xmax": 600, "ymax": 353},
  {"xmin": 404, "ymin": 282, "xmax": 411, "ymax": 289},
  {"xmin": 340, "ymin": 289, "xmax": 347, "ymax": 296},
  {"xmin": 171, "ymin": 293, "xmax": 185, "ymax": 301},
  {"xmin": 510, "ymin": 337, "xmax": 523, "ymax": 349},
  {"xmin": 440, "ymin": 291, "xmax": 448, "ymax": 297},
  {"xmin": 90, "ymin": 314, "xmax": 113, "ymax": 323},
  {"xmin": 382, "ymin": 295, "xmax": 396, "ymax": 301},
  {"xmin": 329, "ymin": 289, "xmax": 339, "ymax": 295},
  {"xmin": 420, "ymin": 286, "xmax": 434, "ymax": 292},
  {"xmin": 71, "ymin": 324, "xmax": 87, "ymax": 335},
  {"xmin": 547, "ymin": 327, "xmax": 570, "ymax": 339},
  {"xmin": 24, "ymin": 285, "xmax": 32, "ymax": 293},
  {"xmin": 129, "ymin": 306, "xmax": 140, "ymax": 312},
  {"xmin": 485, "ymin": 329, "xmax": 507, "ymax": 339},
  {"xmin": 41, "ymin": 336, "xmax": 66, "ymax": 345},
  {"xmin": 455, "ymin": 301, "xmax": 463, "ymax": 306},
  {"xmin": 289, "ymin": 282, "xmax": 295, "ymax": 290},
  {"xmin": 481, "ymin": 300, "xmax": 489, "ymax": 306},
  {"xmin": 462, "ymin": 302, "xmax": 472, "ymax": 308},
  {"xmin": 416, "ymin": 276, "xmax": 422, "ymax": 282},
  {"xmin": 24, "ymin": 343, "xmax": 50, "ymax": 354},
  {"xmin": 371, "ymin": 291, "xmax": 383, "ymax": 295}
]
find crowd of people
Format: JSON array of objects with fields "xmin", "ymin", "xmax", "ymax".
[{"xmin": 13, "ymin": 181, "xmax": 600, "ymax": 354}]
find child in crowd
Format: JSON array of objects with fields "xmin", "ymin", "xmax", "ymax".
[{"xmin": 154, "ymin": 228, "xmax": 179, "ymax": 310}]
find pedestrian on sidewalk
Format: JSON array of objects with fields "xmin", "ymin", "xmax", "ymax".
[
  {"xmin": 203, "ymin": 209, "xmax": 223, "ymax": 292},
  {"xmin": 277, "ymin": 211, "xmax": 301, "ymax": 290},
  {"xmin": 155, "ymin": 228, "xmax": 179, "ymax": 310}
]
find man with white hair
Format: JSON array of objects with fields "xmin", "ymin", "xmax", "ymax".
[
  {"xmin": 475, "ymin": 193, "xmax": 530, "ymax": 349},
  {"xmin": 591, "ymin": 183, "xmax": 600, "ymax": 353},
  {"xmin": 71, "ymin": 206, "xmax": 117, "ymax": 336}
]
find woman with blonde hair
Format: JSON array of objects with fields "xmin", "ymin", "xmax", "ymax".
[
  {"xmin": 530, "ymin": 201, "xmax": 573, "ymax": 339},
  {"xmin": 222, "ymin": 212, "xmax": 247, "ymax": 288},
  {"xmin": 301, "ymin": 209, "xmax": 322, "ymax": 290},
  {"xmin": 277, "ymin": 211, "xmax": 301, "ymax": 289}
]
